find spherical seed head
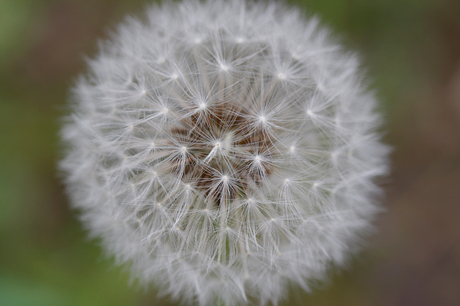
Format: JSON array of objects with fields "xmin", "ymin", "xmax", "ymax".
[{"xmin": 60, "ymin": 0, "xmax": 390, "ymax": 305}]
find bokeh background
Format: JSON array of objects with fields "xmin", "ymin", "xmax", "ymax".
[{"xmin": 1, "ymin": 0, "xmax": 460, "ymax": 305}]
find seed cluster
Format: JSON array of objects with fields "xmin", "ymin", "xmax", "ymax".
[{"xmin": 60, "ymin": 1, "xmax": 389, "ymax": 305}]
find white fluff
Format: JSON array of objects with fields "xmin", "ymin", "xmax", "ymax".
[{"xmin": 60, "ymin": 0, "xmax": 390, "ymax": 305}]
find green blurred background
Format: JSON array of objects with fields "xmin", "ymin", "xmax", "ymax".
[{"xmin": 1, "ymin": 0, "xmax": 459, "ymax": 305}]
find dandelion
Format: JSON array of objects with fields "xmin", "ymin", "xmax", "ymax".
[{"xmin": 60, "ymin": 0, "xmax": 389, "ymax": 305}]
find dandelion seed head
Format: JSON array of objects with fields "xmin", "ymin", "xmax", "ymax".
[{"xmin": 60, "ymin": 0, "xmax": 390, "ymax": 305}]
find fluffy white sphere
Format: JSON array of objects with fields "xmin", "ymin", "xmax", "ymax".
[{"xmin": 60, "ymin": 0, "xmax": 389, "ymax": 305}]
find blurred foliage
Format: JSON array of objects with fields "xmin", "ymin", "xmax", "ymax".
[{"xmin": 1, "ymin": 0, "xmax": 459, "ymax": 305}]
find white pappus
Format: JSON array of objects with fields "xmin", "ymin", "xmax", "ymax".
[{"xmin": 60, "ymin": 0, "xmax": 390, "ymax": 305}]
